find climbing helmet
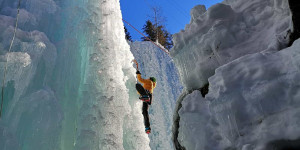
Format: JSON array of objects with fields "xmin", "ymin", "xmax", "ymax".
[{"xmin": 150, "ymin": 77, "xmax": 156, "ymax": 82}]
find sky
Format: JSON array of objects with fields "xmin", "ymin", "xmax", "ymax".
[{"xmin": 120, "ymin": 0, "xmax": 223, "ymax": 41}]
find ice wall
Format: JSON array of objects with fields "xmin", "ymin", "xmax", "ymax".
[
  {"xmin": 171, "ymin": 0, "xmax": 292, "ymax": 90},
  {"xmin": 129, "ymin": 41, "xmax": 182, "ymax": 150},
  {"xmin": 0, "ymin": 0, "xmax": 149, "ymax": 150}
]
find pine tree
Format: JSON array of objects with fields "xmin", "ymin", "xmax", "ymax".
[
  {"xmin": 124, "ymin": 26, "xmax": 132, "ymax": 42},
  {"xmin": 163, "ymin": 28, "xmax": 173, "ymax": 49},
  {"xmin": 141, "ymin": 20, "xmax": 173, "ymax": 49},
  {"xmin": 141, "ymin": 20, "xmax": 156, "ymax": 42}
]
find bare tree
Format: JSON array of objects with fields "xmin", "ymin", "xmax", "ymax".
[
  {"xmin": 148, "ymin": 6, "xmax": 167, "ymax": 43},
  {"xmin": 141, "ymin": 7, "xmax": 173, "ymax": 49}
]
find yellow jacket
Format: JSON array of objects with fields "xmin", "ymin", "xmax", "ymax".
[{"xmin": 137, "ymin": 74, "xmax": 156, "ymax": 93}]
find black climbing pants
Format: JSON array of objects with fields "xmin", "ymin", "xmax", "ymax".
[
  {"xmin": 142, "ymin": 93, "xmax": 152, "ymax": 128},
  {"xmin": 142, "ymin": 102, "xmax": 150, "ymax": 128}
]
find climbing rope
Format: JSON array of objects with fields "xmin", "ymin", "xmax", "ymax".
[
  {"xmin": 122, "ymin": 18, "xmax": 170, "ymax": 55},
  {"xmin": 0, "ymin": 0, "xmax": 22, "ymax": 118}
]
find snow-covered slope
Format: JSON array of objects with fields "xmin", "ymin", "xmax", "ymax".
[
  {"xmin": 171, "ymin": 0, "xmax": 300, "ymax": 149},
  {"xmin": 130, "ymin": 41, "xmax": 182, "ymax": 150},
  {"xmin": 171, "ymin": 0, "xmax": 292, "ymax": 90},
  {"xmin": 0, "ymin": 0, "xmax": 149, "ymax": 150}
]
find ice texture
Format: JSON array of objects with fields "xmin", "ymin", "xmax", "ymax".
[
  {"xmin": 0, "ymin": 0, "xmax": 150, "ymax": 150},
  {"xmin": 170, "ymin": 0, "xmax": 292, "ymax": 90},
  {"xmin": 130, "ymin": 41, "xmax": 182, "ymax": 150}
]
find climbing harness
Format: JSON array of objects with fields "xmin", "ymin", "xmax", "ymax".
[
  {"xmin": 122, "ymin": 19, "xmax": 170, "ymax": 55},
  {"xmin": 0, "ymin": 0, "xmax": 22, "ymax": 118}
]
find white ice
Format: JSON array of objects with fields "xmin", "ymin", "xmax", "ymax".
[
  {"xmin": 129, "ymin": 41, "xmax": 182, "ymax": 150},
  {"xmin": 0, "ymin": 0, "xmax": 151, "ymax": 149}
]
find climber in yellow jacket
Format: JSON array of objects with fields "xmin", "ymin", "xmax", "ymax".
[
  {"xmin": 133, "ymin": 59, "xmax": 156, "ymax": 134},
  {"xmin": 137, "ymin": 73, "xmax": 156, "ymax": 94}
]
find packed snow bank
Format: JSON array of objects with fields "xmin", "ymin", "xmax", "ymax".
[
  {"xmin": 208, "ymin": 39, "xmax": 300, "ymax": 149},
  {"xmin": 130, "ymin": 41, "xmax": 182, "ymax": 150},
  {"xmin": 178, "ymin": 90, "xmax": 229, "ymax": 150},
  {"xmin": 178, "ymin": 39, "xmax": 300, "ymax": 149},
  {"xmin": 172, "ymin": 0, "xmax": 299, "ymax": 149},
  {"xmin": 0, "ymin": 0, "xmax": 150, "ymax": 150},
  {"xmin": 170, "ymin": 0, "xmax": 292, "ymax": 90}
]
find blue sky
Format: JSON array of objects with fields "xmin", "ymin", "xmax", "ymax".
[{"xmin": 120, "ymin": 0, "xmax": 223, "ymax": 41}]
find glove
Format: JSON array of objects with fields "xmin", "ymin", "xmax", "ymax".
[{"xmin": 136, "ymin": 70, "xmax": 141, "ymax": 74}]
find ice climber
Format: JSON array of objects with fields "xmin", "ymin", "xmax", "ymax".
[{"xmin": 133, "ymin": 60, "xmax": 157, "ymax": 134}]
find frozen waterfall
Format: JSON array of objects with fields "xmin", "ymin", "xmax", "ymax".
[{"xmin": 0, "ymin": 0, "xmax": 150, "ymax": 149}]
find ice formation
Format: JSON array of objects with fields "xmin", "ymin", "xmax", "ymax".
[
  {"xmin": 1, "ymin": 0, "xmax": 297, "ymax": 149},
  {"xmin": 172, "ymin": 0, "xmax": 300, "ymax": 149},
  {"xmin": 129, "ymin": 41, "xmax": 182, "ymax": 149},
  {"xmin": 0, "ymin": 0, "xmax": 152, "ymax": 149}
]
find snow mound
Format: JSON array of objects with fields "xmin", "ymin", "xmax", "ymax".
[
  {"xmin": 171, "ymin": 0, "xmax": 292, "ymax": 90},
  {"xmin": 178, "ymin": 90, "xmax": 229, "ymax": 150},
  {"xmin": 178, "ymin": 39, "xmax": 300, "ymax": 149},
  {"xmin": 207, "ymin": 39, "xmax": 300, "ymax": 149}
]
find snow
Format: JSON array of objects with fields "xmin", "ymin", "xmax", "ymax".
[
  {"xmin": 170, "ymin": 0, "xmax": 292, "ymax": 91},
  {"xmin": 1, "ymin": 0, "xmax": 297, "ymax": 149},
  {"xmin": 207, "ymin": 39, "xmax": 300, "ymax": 149},
  {"xmin": 129, "ymin": 41, "xmax": 182, "ymax": 150},
  {"xmin": 173, "ymin": 0, "xmax": 300, "ymax": 149},
  {"xmin": 177, "ymin": 39, "xmax": 300, "ymax": 149},
  {"xmin": 178, "ymin": 90, "xmax": 225, "ymax": 150}
]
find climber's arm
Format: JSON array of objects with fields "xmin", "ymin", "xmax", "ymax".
[{"xmin": 136, "ymin": 71, "xmax": 147, "ymax": 84}]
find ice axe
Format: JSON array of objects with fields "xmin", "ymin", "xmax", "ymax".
[
  {"xmin": 132, "ymin": 59, "xmax": 139, "ymax": 71},
  {"xmin": 132, "ymin": 59, "xmax": 139, "ymax": 84}
]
